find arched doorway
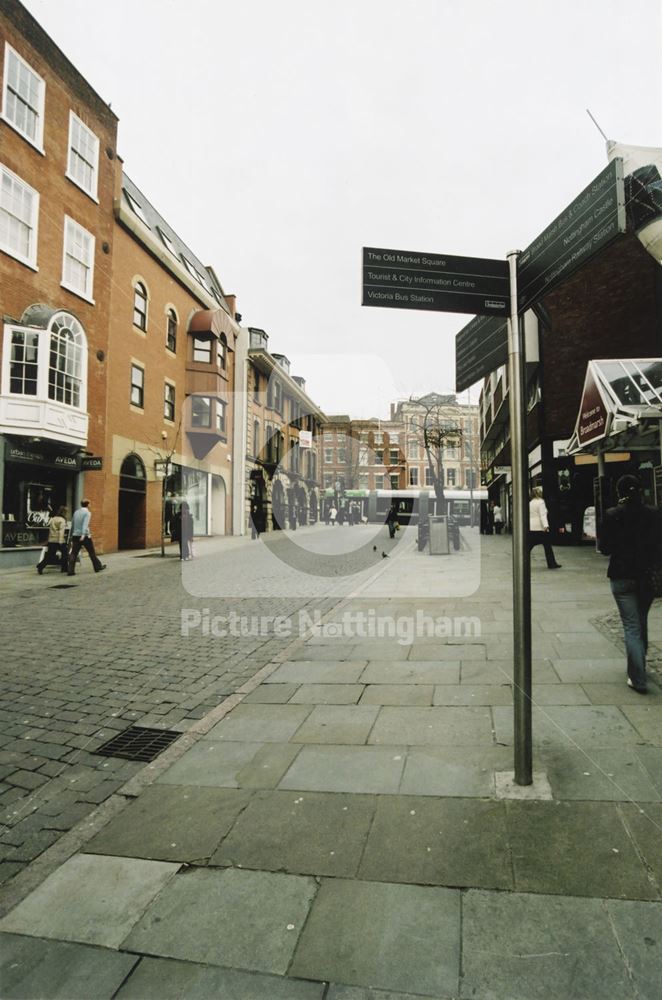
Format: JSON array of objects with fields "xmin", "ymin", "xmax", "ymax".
[
  {"xmin": 211, "ymin": 475, "xmax": 226, "ymax": 536},
  {"xmin": 118, "ymin": 454, "xmax": 146, "ymax": 549}
]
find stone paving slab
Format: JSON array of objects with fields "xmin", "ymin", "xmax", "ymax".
[
  {"xmin": 359, "ymin": 662, "xmax": 460, "ymax": 685},
  {"xmin": 243, "ymin": 683, "xmax": 301, "ymax": 704},
  {"xmin": 529, "ymin": 683, "xmax": 590, "ymax": 705},
  {"xmin": 207, "ymin": 703, "xmax": 313, "ymax": 742},
  {"xmin": 116, "ymin": 955, "xmax": 326, "ymax": 999},
  {"xmin": 85, "ymin": 785, "xmax": 253, "ymax": 862},
  {"xmin": 505, "ymin": 800, "xmax": 658, "ymax": 900},
  {"xmin": 0, "ymin": 932, "xmax": 139, "ymax": 999},
  {"xmin": 0, "ymin": 853, "xmax": 179, "ymax": 948},
  {"xmin": 461, "ymin": 889, "xmax": 649, "ymax": 1000},
  {"xmin": 289, "ymin": 878, "xmax": 461, "ymax": 998},
  {"xmin": 326, "ymin": 988, "xmax": 452, "ymax": 1000},
  {"xmin": 290, "ymin": 645, "xmax": 373, "ymax": 661},
  {"xmin": 279, "ymin": 745, "xmax": 406, "ymax": 794},
  {"xmin": 155, "ymin": 739, "xmax": 263, "ymax": 788},
  {"xmin": 539, "ymin": 747, "xmax": 661, "ymax": 801},
  {"xmin": 210, "ymin": 790, "xmax": 375, "ymax": 877},
  {"xmin": 552, "ymin": 658, "xmax": 627, "ymax": 683},
  {"xmin": 619, "ymin": 705, "xmax": 662, "ymax": 745},
  {"xmin": 359, "ymin": 684, "xmax": 434, "ymax": 706},
  {"xmin": 123, "ymin": 867, "xmax": 317, "ymax": 975},
  {"xmin": 265, "ymin": 661, "xmax": 368, "ymax": 684},
  {"xmin": 432, "ymin": 684, "xmax": 513, "ymax": 706},
  {"xmin": 399, "ymin": 746, "xmax": 512, "ymax": 797},
  {"xmin": 582, "ymin": 681, "xmax": 662, "ymax": 705},
  {"xmin": 460, "ymin": 659, "xmax": 561, "ymax": 685},
  {"xmin": 368, "ymin": 706, "xmax": 494, "ymax": 746},
  {"xmin": 634, "ymin": 746, "xmax": 662, "ymax": 794},
  {"xmin": 619, "ymin": 803, "xmax": 662, "ymax": 889},
  {"xmin": 407, "ymin": 644, "xmax": 486, "ymax": 661},
  {"xmin": 604, "ymin": 897, "xmax": 662, "ymax": 1000},
  {"xmin": 492, "ymin": 704, "xmax": 643, "ymax": 748},
  {"xmin": 289, "ymin": 684, "xmax": 365, "ymax": 704},
  {"xmin": 291, "ymin": 705, "xmax": 379, "ymax": 744},
  {"xmin": 358, "ymin": 796, "xmax": 513, "ymax": 891}
]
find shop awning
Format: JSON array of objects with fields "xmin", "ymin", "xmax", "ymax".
[{"xmin": 567, "ymin": 359, "xmax": 662, "ymax": 455}]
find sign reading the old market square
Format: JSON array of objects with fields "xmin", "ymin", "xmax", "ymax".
[
  {"xmin": 362, "ymin": 247, "xmax": 509, "ymax": 317},
  {"xmin": 517, "ymin": 159, "xmax": 626, "ymax": 312}
]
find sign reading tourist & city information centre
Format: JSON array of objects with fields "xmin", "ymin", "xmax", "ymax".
[{"xmin": 362, "ymin": 247, "xmax": 509, "ymax": 317}]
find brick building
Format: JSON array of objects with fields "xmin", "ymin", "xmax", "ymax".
[
  {"xmin": 104, "ymin": 173, "xmax": 245, "ymax": 552},
  {"xmin": 477, "ymin": 158, "xmax": 662, "ymax": 539},
  {"xmin": 0, "ymin": 0, "xmax": 119, "ymax": 563},
  {"xmin": 246, "ymin": 329, "xmax": 324, "ymax": 532}
]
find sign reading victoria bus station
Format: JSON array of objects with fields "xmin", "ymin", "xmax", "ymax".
[{"xmin": 362, "ymin": 247, "xmax": 509, "ymax": 317}]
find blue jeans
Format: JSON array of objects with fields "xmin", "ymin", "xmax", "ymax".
[{"xmin": 610, "ymin": 578, "xmax": 654, "ymax": 689}]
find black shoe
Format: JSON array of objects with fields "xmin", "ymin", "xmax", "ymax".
[
  {"xmin": 96, "ymin": 564, "xmax": 106, "ymax": 573},
  {"xmin": 548, "ymin": 564, "xmax": 562, "ymax": 569},
  {"xmin": 627, "ymin": 678, "xmax": 647, "ymax": 694},
  {"xmin": 37, "ymin": 566, "xmax": 44, "ymax": 575}
]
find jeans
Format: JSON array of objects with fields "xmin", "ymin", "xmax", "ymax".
[{"xmin": 610, "ymin": 578, "xmax": 654, "ymax": 689}]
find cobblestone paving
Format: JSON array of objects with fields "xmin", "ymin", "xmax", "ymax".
[{"xmin": 0, "ymin": 530, "xmax": 388, "ymax": 885}]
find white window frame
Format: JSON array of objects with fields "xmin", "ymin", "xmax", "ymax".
[
  {"xmin": 164, "ymin": 380, "xmax": 176, "ymax": 422},
  {"xmin": 0, "ymin": 163, "xmax": 39, "ymax": 269},
  {"xmin": 130, "ymin": 363, "xmax": 145, "ymax": 409},
  {"xmin": 61, "ymin": 216, "xmax": 95, "ymax": 302},
  {"xmin": 66, "ymin": 112, "xmax": 100, "ymax": 200},
  {"xmin": 408, "ymin": 466, "xmax": 419, "ymax": 486},
  {"xmin": 1, "ymin": 44, "xmax": 45, "ymax": 152}
]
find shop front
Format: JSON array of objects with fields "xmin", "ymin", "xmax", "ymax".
[{"xmin": 1, "ymin": 439, "xmax": 82, "ymax": 565}]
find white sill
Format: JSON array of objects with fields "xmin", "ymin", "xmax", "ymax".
[
  {"xmin": 64, "ymin": 172, "xmax": 99, "ymax": 204},
  {"xmin": 0, "ymin": 114, "xmax": 45, "ymax": 155},
  {"xmin": 60, "ymin": 281, "xmax": 95, "ymax": 305},
  {"xmin": 129, "ymin": 404, "xmax": 145, "ymax": 414},
  {"xmin": 133, "ymin": 325, "xmax": 147, "ymax": 337},
  {"xmin": 0, "ymin": 245, "xmax": 38, "ymax": 271}
]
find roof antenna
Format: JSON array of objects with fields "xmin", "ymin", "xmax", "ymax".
[{"xmin": 586, "ymin": 108, "xmax": 609, "ymax": 142}]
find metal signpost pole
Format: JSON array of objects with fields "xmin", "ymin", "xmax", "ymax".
[{"xmin": 507, "ymin": 250, "xmax": 532, "ymax": 785}]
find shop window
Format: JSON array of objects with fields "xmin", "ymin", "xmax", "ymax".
[
  {"xmin": 166, "ymin": 309, "xmax": 177, "ymax": 352},
  {"xmin": 191, "ymin": 395, "xmax": 211, "ymax": 427},
  {"xmin": 164, "ymin": 382, "xmax": 175, "ymax": 421},
  {"xmin": 0, "ymin": 163, "xmax": 39, "ymax": 268},
  {"xmin": 133, "ymin": 281, "xmax": 148, "ymax": 330},
  {"xmin": 48, "ymin": 316, "xmax": 84, "ymax": 407},
  {"xmin": 130, "ymin": 364, "xmax": 144, "ymax": 408},
  {"xmin": 193, "ymin": 337, "xmax": 212, "ymax": 363},
  {"xmin": 62, "ymin": 216, "xmax": 95, "ymax": 301},
  {"xmin": 66, "ymin": 112, "xmax": 99, "ymax": 199},
  {"xmin": 2, "ymin": 44, "xmax": 45, "ymax": 150}
]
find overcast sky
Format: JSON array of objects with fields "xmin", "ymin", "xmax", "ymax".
[{"xmin": 21, "ymin": 0, "xmax": 662, "ymax": 418}]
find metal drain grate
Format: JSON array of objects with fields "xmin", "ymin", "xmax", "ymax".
[{"xmin": 94, "ymin": 726, "xmax": 180, "ymax": 762}]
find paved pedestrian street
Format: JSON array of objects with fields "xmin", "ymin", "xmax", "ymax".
[{"xmin": 1, "ymin": 527, "xmax": 662, "ymax": 998}]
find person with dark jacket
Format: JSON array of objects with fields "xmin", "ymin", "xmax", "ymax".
[
  {"xmin": 386, "ymin": 503, "xmax": 399, "ymax": 539},
  {"xmin": 599, "ymin": 474, "xmax": 662, "ymax": 693}
]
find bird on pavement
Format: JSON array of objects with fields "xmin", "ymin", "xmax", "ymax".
[{"xmin": 381, "ymin": 551, "xmax": 389, "ymax": 558}]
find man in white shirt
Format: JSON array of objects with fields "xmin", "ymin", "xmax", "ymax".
[{"xmin": 67, "ymin": 499, "xmax": 106, "ymax": 575}]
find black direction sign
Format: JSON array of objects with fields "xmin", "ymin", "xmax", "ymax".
[
  {"xmin": 517, "ymin": 159, "xmax": 626, "ymax": 313},
  {"xmin": 362, "ymin": 247, "xmax": 509, "ymax": 317},
  {"xmin": 455, "ymin": 314, "xmax": 508, "ymax": 392}
]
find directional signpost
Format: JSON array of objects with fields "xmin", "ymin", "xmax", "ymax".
[
  {"xmin": 362, "ymin": 247, "xmax": 509, "ymax": 317},
  {"xmin": 517, "ymin": 159, "xmax": 626, "ymax": 313},
  {"xmin": 362, "ymin": 161, "xmax": 627, "ymax": 787}
]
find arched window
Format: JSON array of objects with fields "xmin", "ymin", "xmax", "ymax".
[
  {"xmin": 48, "ymin": 313, "xmax": 85, "ymax": 407},
  {"xmin": 166, "ymin": 308, "xmax": 177, "ymax": 352},
  {"xmin": 119, "ymin": 453, "xmax": 146, "ymax": 493},
  {"xmin": 133, "ymin": 281, "xmax": 148, "ymax": 330}
]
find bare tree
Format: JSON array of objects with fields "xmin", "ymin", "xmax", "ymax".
[
  {"xmin": 148, "ymin": 418, "xmax": 182, "ymax": 556},
  {"xmin": 408, "ymin": 394, "xmax": 463, "ymax": 514}
]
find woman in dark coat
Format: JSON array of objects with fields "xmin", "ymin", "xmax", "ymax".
[{"xmin": 599, "ymin": 474, "xmax": 662, "ymax": 693}]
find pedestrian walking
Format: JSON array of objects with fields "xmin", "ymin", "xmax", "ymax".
[
  {"xmin": 529, "ymin": 487, "xmax": 561, "ymax": 568},
  {"xmin": 328, "ymin": 505, "xmax": 337, "ymax": 526},
  {"xmin": 36, "ymin": 506, "xmax": 68, "ymax": 574},
  {"xmin": 386, "ymin": 503, "xmax": 399, "ymax": 539},
  {"xmin": 250, "ymin": 500, "xmax": 261, "ymax": 540},
  {"xmin": 493, "ymin": 503, "xmax": 504, "ymax": 535},
  {"xmin": 67, "ymin": 499, "xmax": 106, "ymax": 575},
  {"xmin": 180, "ymin": 501, "xmax": 194, "ymax": 560},
  {"xmin": 599, "ymin": 474, "xmax": 662, "ymax": 694}
]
